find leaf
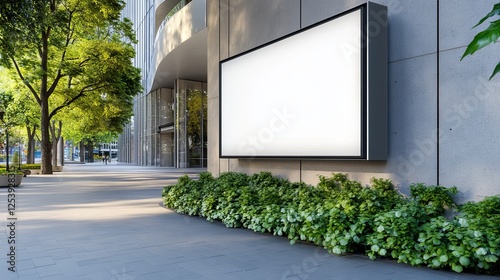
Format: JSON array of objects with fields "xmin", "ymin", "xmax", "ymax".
[
  {"xmin": 458, "ymin": 218, "xmax": 468, "ymax": 227},
  {"xmin": 439, "ymin": 255, "xmax": 449, "ymax": 262},
  {"xmin": 452, "ymin": 264, "xmax": 463, "ymax": 273},
  {"xmin": 332, "ymin": 247, "xmax": 342, "ymax": 255},
  {"xmin": 485, "ymin": 255, "xmax": 499, "ymax": 263},
  {"xmin": 462, "ymin": 20, "xmax": 500, "ymax": 59},
  {"xmin": 459, "ymin": 256, "xmax": 470, "ymax": 266},
  {"xmin": 474, "ymin": 3, "xmax": 500, "ymax": 28},
  {"xmin": 489, "ymin": 61, "xmax": 500, "ymax": 80},
  {"xmin": 476, "ymin": 247, "xmax": 488, "ymax": 256},
  {"xmin": 371, "ymin": 245, "xmax": 380, "ymax": 252}
]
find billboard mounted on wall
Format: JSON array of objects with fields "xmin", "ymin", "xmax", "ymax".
[{"xmin": 220, "ymin": 2, "xmax": 387, "ymax": 160}]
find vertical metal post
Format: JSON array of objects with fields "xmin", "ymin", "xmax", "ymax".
[{"xmin": 18, "ymin": 143, "xmax": 21, "ymax": 170}]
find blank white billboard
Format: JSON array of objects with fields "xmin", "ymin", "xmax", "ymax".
[{"xmin": 220, "ymin": 5, "xmax": 385, "ymax": 159}]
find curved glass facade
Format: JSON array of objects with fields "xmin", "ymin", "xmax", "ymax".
[
  {"xmin": 119, "ymin": 0, "xmax": 207, "ymax": 168},
  {"xmin": 118, "ymin": 80, "xmax": 207, "ymax": 167}
]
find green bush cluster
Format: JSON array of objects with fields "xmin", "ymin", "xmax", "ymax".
[
  {"xmin": 0, "ymin": 164, "xmax": 41, "ymax": 170},
  {"xmin": 21, "ymin": 164, "xmax": 41, "ymax": 170},
  {"xmin": 0, "ymin": 169, "xmax": 23, "ymax": 175},
  {"xmin": 162, "ymin": 171, "xmax": 500, "ymax": 275}
]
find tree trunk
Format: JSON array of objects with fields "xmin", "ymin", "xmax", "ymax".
[
  {"xmin": 79, "ymin": 141, "xmax": 85, "ymax": 163},
  {"xmin": 87, "ymin": 142, "xmax": 95, "ymax": 163},
  {"xmin": 41, "ymin": 99, "xmax": 53, "ymax": 174},
  {"xmin": 49, "ymin": 121, "xmax": 62, "ymax": 167},
  {"xmin": 51, "ymin": 129, "xmax": 57, "ymax": 167},
  {"xmin": 70, "ymin": 141, "xmax": 75, "ymax": 161},
  {"xmin": 59, "ymin": 136, "xmax": 64, "ymax": 166},
  {"xmin": 26, "ymin": 125, "xmax": 36, "ymax": 164},
  {"xmin": 40, "ymin": 28, "xmax": 52, "ymax": 174}
]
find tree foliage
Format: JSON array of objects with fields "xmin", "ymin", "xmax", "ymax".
[{"xmin": 0, "ymin": 0, "xmax": 141, "ymax": 173}]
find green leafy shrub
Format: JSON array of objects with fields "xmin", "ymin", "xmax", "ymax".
[
  {"xmin": 367, "ymin": 183, "xmax": 460, "ymax": 266},
  {"xmin": 447, "ymin": 196, "xmax": 500, "ymax": 274},
  {"xmin": 366, "ymin": 200, "xmax": 429, "ymax": 264},
  {"xmin": 0, "ymin": 170, "xmax": 23, "ymax": 175},
  {"xmin": 410, "ymin": 183, "xmax": 458, "ymax": 216},
  {"xmin": 21, "ymin": 164, "xmax": 41, "ymax": 170},
  {"xmin": 322, "ymin": 177, "xmax": 402, "ymax": 255},
  {"xmin": 417, "ymin": 216, "xmax": 457, "ymax": 269},
  {"xmin": 162, "ymin": 172, "xmax": 500, "ymax": 275},
  {"xmin": 162, "ymin": 172, "xmax": 215, "ymax": 216}
]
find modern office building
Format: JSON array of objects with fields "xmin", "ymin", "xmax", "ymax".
[
  {"xmin": 121, "ymin": 0, "xmax": 499, "ymax": 202},
  {"xmin": 119, "ymin": 0, "xmax": 208, "ymax": 168}
]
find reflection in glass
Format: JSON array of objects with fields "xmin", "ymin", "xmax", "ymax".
[
  {"xmin": 186, "ymin": 89, "xmax": 207, "ymax": 167},
  {"xmin": 119, "ymin": 81, "xmax": 206, "ymax": 168}
]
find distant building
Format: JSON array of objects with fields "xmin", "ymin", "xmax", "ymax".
[{"xmin": 98, "ymin": 142, "xmax": 118, "ymax": 159}]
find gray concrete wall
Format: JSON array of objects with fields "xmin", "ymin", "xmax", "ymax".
[
  {"xmin": 207, "ymin": 0, "xmax": 500, "ymax": 202},
  {"xmin": 439, "ymin": 0, "xmax": 500, "ymax": 201}
]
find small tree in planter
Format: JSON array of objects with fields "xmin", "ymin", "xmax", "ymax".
[{"xmin": 12, "ymin": 151, "xmax": 19, "ymax": 170}]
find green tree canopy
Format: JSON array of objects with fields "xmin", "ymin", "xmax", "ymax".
[{"xmin": 0, "ymin": 0, "xmax": 141, "ymax": 173}]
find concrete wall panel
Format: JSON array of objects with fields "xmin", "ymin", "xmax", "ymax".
[
  {"xmin": 439, "ymin": 0, "xmax": 498, "ymax": 51},
  {"xmin": 300, "ymin": 160, "xmax": 388, "ymax": 189},
  {"xmin": 438, "ymin": 0, "xmax": 500, "ymax": 202},
  {"xmin": 300, "ymin": 0, "xmax": 364, "ymax": 28},
  {"xmin": 207, "ymin": 0, "xmax": 220, "ymax": 175},
  {"xmin": 380, "ymin": 0, "xmax": 437, "ymax": 62},
  {"xmin": 387, "ymin": 54, "xmax": 438, "ymax": 188},
  {"xmin": 231, "ymin": 159, "xmax": 301, "ymax": 183},
  {"xmin": 228, "ymin": 0, "xmax": 300, "ymax": 56},
  {"xmin": 439, "ymin": 46, "xmax": 500, "ymax": 202},
  {"xmin": 301, "ymin": 0, "xmax": 436, "ymax": 63},
  {"xmin": 219, "ymin": 0, "xmax": 229, "ymax": 60}
]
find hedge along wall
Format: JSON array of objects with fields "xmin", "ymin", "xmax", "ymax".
[{"xmin": 162, "ymin": 171, "xmax": 500, "ymax": 275}]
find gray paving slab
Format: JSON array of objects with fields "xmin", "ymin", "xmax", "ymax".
[{"xmin": 0, "ymin": 163, "xmax": 497, "ymax": 279}]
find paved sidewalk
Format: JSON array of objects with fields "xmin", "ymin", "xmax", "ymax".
[{"xmin": 0, "ymin": 164, "xmax": 497, "ymax": 280}]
